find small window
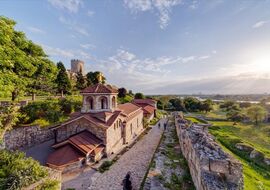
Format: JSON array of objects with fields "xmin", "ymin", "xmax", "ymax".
[{"xmin": 130, "ymin": 124, "xmax": 133, "ymax": 135}]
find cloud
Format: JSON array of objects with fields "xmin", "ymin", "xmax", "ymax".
[
  {"xmin": 147, "ymin": 74, "xmax": 270, "ymax": 94},
  {"xmin": 90, "ymin": 48, "xmax": 214, "ymax": 92},
  {"xmin": 41, "ymin": 44, "xmax": 93, "ymax": 61},
  {"xmin": 123, "ymin": 0, "xmax": 182, "ymax": 29},
  {"xmin": 42, "ymin": 45, "xmax": 75, "ymax": 58},
  {"xmin": 189, "ymin": 0, "xmax": 199, "ymax": 10},
  {"xmin": 27, "ymin": 26, "xmax": 46, "ymax": 34},
  {"xmin": 86, "ymin": 10, "xmax": 95, "ymax": 17},
  {"xmin": 80, "ymin": 43, "xmax": 96, "ymax": 49},
  {"xmin": 252, "ymin": 20, "xmax": 268, "ymax": 28},
  {"xmin": 198, "ymin": 55, "xmax": 210, "ymax": 60},
  {"xmin": 59, "ymin": 16, "xmax": 89, "ymax": 36},
  {"xmin": 48, "ymin": 0, "xmax": 83, "ymax": 13}
]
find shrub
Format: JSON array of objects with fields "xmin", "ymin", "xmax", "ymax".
[
  {"xmin": 98, "ymin": 161, "xmax": 114, "ymax": 173},
  {"xmin": 36, "ymin": 179, "xmax": 60, "ymax": 190},
  {"xmin": 32, "ymin": 119, "xmax": 50, "ymax": 127},
  {"xmin": 20, "ymin": 100, "xmax": 62, "ymax": 124},
  {"xmin": 0, "ymin": 150, "xmax": 48, "ymax": 190},
  {"xmin": 59, "ymin": 98, "xmax": 73, "ymax": 114}
]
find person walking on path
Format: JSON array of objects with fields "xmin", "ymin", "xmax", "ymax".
[{"xmin": 122, "ymin": 172, "xmax": 132, "ymax": 190}]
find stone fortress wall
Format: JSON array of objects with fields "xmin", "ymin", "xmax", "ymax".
[
  {"xmin": 174, "ymin": 113, "xmax": 243, "ymax": 190},
  {"xmin": 2, "ymin": 125, "xmax": 54, "ymax": 150}
]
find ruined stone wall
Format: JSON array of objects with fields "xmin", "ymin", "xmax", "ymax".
[
  {"xmin": 175, "ymin": 115, "xmax": 243, "ymax": 190},
  {"xmin": 2, "ymin": 125, "xmax": 54, "ymax": 150}
]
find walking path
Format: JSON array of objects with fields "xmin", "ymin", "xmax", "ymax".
[{"xmin": 88, "ymin": 118, "xmax": 166, "ymax": 190}]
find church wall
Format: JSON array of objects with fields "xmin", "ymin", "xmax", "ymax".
[
  {"xmin": 125, "ymin": 111, "xmax": 144, "ymax": 144},
  {"xmin": 81, "ymin": 94, "xmax": 117, "ymax": 113},
  {"xmin": 55, "ymin": 118, "xmax": 106, "ymax": 143},
  {"xmin": 105, "ymin": 119, "xmax": 123, "ymax": 155}
]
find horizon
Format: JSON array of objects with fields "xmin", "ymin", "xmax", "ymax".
[{"xmin": 1, "ymin": 0, "xmax": 270, "ymax": 94}]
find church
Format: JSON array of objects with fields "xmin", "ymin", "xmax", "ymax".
[{"xmin": 47, "ymin": 82, "xmax": 147, "ymax": 172}]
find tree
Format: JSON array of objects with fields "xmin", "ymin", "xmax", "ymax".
[
  {"xmin": 200, "ymin": 99, "xmax": 213, "ymax": 113},
  {"xmin": 169, "ymin": 98, "xmax": 186, "ymax": 111},
  {"xmin": 0, "ymin": 105, "xmax": 20, "ymax": 141},
  {"xmin": 159, "ymin": 96, "xmax": 170, "ymax": 110},
  {"xmin": 55, "ymin": 62, "xmax": 71, "ymax": 97},
  {"xmin": 226, "ymin": 110, "xmax": 244, "ymax": 124},
  {"xmin": 157, "ymin": 100, "xmax": 164, "ymax": 110},
  {"xmin": 134, "ymin": 92, "xmax": 145, "ymax": 99},
  {"xmin": 220, "ymin": 100, "xmax": 236, "ymax": 111},
  {"xmin": 118, "ymin": 88, "xmax": 127, "ymax": 98},
  {"xmin": 246, "ymin": 105, "xmax": 268, "ymax": 125},
  {"xmin": 76, "ymin": 70, "xmax": 87, "ymax": 90},
  {"xmin": 86, "ymin": 71, "xmax": 106, "ymax": 85},
  {"xmin": 183, "ymin": 97, "xmax": 201, "ymax": 112},
  {"xmin": 0, "ymin": 16, "xmax": 57, "ymax": 101},
  {"xmin": 239, "ymin": 102, "xmax": 252, "ymax": 108}
]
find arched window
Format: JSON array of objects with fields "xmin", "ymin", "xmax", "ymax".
[
  {"xmin": 112, "ymin": 96, "xmax": 116, "ymax": 108},
  {"xmin": 87, "ymin": 96, "xmax": 94, "ymax": 109},
  {"xmin": 99, "ymin": 96, "xmax": 108, "ymax": 109}
]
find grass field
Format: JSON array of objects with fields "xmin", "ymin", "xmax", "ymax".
[
  {"xmin": 209, "ymin": 121, "xmax": 270, "ymax": 189},
  {"xmin": 185, "ymin": 116, "xmax": 207, "ymax": 124}
]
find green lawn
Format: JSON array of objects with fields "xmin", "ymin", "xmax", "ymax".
[
  {"xmin": 209, "ymin": 121, "xmax": 270, "ymax": 157},
  {"xmin": 209, "ymin": 121, "xmax": 270, "ymax": 189},
  {"xmin": 185, "ymin": 116, "xmax": 207, "ymax": 124}
]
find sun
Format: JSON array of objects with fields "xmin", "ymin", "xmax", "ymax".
[{"xmin": 251, "ymin": 54, "xmax": 270, "ymax": 73}]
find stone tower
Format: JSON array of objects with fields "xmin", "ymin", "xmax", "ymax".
[{"xmin": 71, "ymin": 59, "xmax": 84, "ymax": 74}]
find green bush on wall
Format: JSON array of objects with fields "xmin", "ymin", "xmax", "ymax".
[{"xmin": 0, "ymin": 150, "xmax": 48, "ymax": 190}]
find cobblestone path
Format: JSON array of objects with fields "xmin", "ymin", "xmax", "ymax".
[{"xmin": 88, "ymin": 119, "xmax": 166, "ymax": 190}]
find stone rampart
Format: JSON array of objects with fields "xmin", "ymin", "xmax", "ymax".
[
  {"xmin": 175, "ymin": 114, "xmax": 243, "ymax": 190},
  {"xmin": 2, "ymin": 125, "xmax": 54, "ymax": 150}
]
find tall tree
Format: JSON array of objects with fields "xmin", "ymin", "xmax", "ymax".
[
  {"xmin": 76, "ymin": 70, "xmax": 87, "ymax": 90},
  {"xmin": 86, "ymin": 71, "xmax": 106, "ymax": 85},
  {"xmin": 169, "ymin": 98, "xmax": 186, "ymax": 111},
  {"xmin": 118, "ymin": 88, "xmax": 127, "ymax": 98},
  {"xmin": 0, "ymin": 16, "xmax": 57, "ymax": 101},
  {"xmin": 134, "ymin": 92, "xmax": 145, "ymax": 99},
  {"xmin": 246, "ymin": 105, "xmax": 268, "ymax": 125},
  {"xmin": 55, "ymin": 62, "xmax": 71, "ymax": 97},
  {"xmin": 183, "ymin": 97, "xmax": 201, "ymax": 112}
]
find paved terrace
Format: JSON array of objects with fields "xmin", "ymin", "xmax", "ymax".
[{"xmin": 88, "ymin": 118, "xmax": 166, "ymax": 190}]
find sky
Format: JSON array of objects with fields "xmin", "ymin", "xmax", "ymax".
[{"xmin": 1, "ymin": 0, "xmax": 270, "ymax": 94}]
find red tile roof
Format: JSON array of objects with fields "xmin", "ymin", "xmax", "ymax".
[
  {"xmin": 90, "ymin": 144, "xmax": 105, "ymax": 156},
  {"xmin": 47, "ymin": 144, "xmax": 84, "ymax": 167},
  {"xmin": 81, "ymin": 83, "xmax": 118, "ymax": 94},
  {"xmin": 143, "ymin": 105, "xmax": 155, "ymax": 115},
  {"xmin": 117, "ymin": 103, "xmax": 141, "ymax": 116},
  {"xmin": 47, "ymin": 131, "xmax": 105, "ymax": 168},
  {"xmin": 69, "ymin": 130, "xmax": 103, "ymax": 154},
  {"xmin": 132, "ymin": 99, "xmax": 156, "ymax": 105}
]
